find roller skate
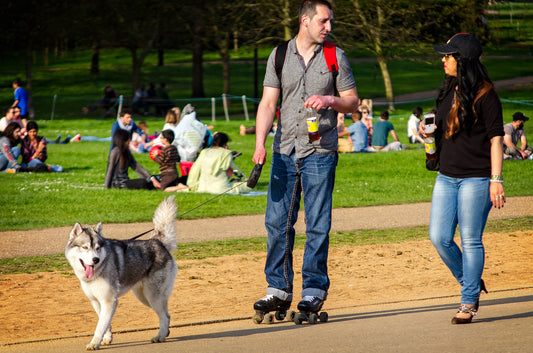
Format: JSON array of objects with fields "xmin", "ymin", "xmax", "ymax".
[
  {"xmin": 294, "ymin": 296, "xmax": 328, "ymax": 325},
  {"xmin": 252, "ymin": 295, "xmax": 295, "ymax": 324}
]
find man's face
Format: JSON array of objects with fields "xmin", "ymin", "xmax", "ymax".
[
  {"xmin": 304, "ymin": 4, "xmax": 333, "ymax": 44},
  {"xmin": 5, "ymin": 108, "xmax": 14, "ymax": 120},
  {"xmin": 12, "ymin": 108, "xmax": 20, "ymax": 118},
  {"xmin": 120, "ymin": 114, "xmax": 132, "ymax": 125}
]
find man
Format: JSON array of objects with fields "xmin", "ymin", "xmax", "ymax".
[
  {"xmin": 371, "ymin": 110, "xmax": 408, "ymax": 151},
  {"xmin": 347, "ymin": 110, "xmax": 373, "ymax": 153},
  {"xmin": 12, "ymin": 78, "xmax": 28, "ymax": 127},
  {"xmin": 252, "ymin": 0, "xmax": 358, "ymax": 317},
  {"xmin": 407, "ymin": 106, "xmax": 425, "ymax": 144},
  {"xmin": 110, "ymin": 110, "xmax": 146, "ymax": 152},
  {"xmin": 503, "ymin": 112, "xmax": 532, "ymax": 160},
  {"xmin": 0, "ymin": 107, "xmax": 15, "ymax": 132}
]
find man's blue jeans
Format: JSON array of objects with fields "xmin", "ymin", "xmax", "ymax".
[
  {"xmin": 429, "ymin": 173, "xmax": 492, "ymax": 305},
  {"xmin": 264, "ymin": 152, "xmax": 337, "ymax": 301}
]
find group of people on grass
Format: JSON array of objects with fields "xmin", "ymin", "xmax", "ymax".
[{"xmin": 103, "ymin": 105, "xmax": 251, "ymax": 194}]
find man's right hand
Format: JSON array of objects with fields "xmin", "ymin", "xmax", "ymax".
[{"xmin": 253, "ymin": 147, "xmax": 267, "ymax": 165}]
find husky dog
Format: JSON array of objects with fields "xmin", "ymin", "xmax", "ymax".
[{"xmin": 65, "ymin": 196, "xmax": 178, "ymax": 350}]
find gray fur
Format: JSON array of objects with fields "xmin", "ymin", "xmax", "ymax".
[{"xmin": 65, "ymin": 196, "xmax": 178, "ymax": 350}]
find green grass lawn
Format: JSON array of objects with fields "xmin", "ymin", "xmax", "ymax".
[{"xmin": 1, "ymin": 84, "xmax": 532, "ymax": 231}]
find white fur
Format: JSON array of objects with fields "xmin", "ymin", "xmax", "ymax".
[{"xmin": 65, "ymin": 197, "xmax": 178, "ymax": 350}]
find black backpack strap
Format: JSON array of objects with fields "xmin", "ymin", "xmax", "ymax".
[{"xmin": 275, "ymin": 40, "xmax": 289, "ymax": 107}]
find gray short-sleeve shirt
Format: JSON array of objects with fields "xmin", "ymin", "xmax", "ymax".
[{"xmin": 264, "ymin": 37, "xmax": 356, "ymax": 158}]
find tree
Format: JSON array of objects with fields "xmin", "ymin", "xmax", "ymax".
[{"xmin": 336, "ymin": 0, "xmax": 418, "ymax": 110}]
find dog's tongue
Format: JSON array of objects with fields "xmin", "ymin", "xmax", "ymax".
[{"xmin": 85, "ymin": 265, "xmax": 94, "ymax": 279}]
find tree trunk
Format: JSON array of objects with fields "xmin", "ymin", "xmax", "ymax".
[
  {"xmin": 221, "ymin": 32, "xmax": 231, "ymax": 95},
  {"xmin": 158, "ymin": 48, "xmax": 164, "ymax": 67},
  {"xmin": 131, "ymin": 48, "xmax": 142, "ymax": 97},
  {"xmin": 377, "ymin": 56, "xmax": 395, "ymax": 111},
  {"xmin": 282, "ymin": 0, "xmax": 292, "ymax": 40},
  {"xmin": 25, "ymin": 48, "xmax": 35, "ymax": 119},
  {"xmin": 90, "ymin": 41, "xmax": 100, "ymax": 75},
  {"xmin": 192, "ymin": 33, "xmax": 205, "ymax": 98},
  {"xmin": 43, "ymin": 47, "xmax": 49, "ymax": 66}
]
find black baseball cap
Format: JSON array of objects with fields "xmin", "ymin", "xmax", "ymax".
[
  {"xmin": 433, "ymin": 33, "xmax": 482, "ymax": 60},
  {"xmin": 513, "ymin": 112, "xmax": 530, "ymax": 122}
]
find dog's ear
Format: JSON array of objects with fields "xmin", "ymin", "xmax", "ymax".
[
  {"xmin": 94, "ymin": 221, "xmax": 103, "ymax": 234},
  {"xmin": 69, "ymin": 223, "xmax": 84, "ymax": 239}
]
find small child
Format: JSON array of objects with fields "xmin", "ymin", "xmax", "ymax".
[{"xmin": 153, "ymin": 130, "xmax": 185, "ymax": 191}]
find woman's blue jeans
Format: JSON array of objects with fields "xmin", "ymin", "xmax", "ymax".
[
  {"xmin": 429, "ymin": 173, "xmax": 492, "ymax": 305},
  {"xmin": 0, "ymin": 146, "xmax": 21, "ymax": 172},
  {"xmin": 264, "ymin": 152, "xmax": 337, "ymax": 301}
]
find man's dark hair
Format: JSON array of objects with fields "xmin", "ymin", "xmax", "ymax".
[
  {"xmin": 161, "ymin": 129, "xmax": 175, "ymax": 144},
  {"xmin": 352, "ymin": 111, "xmax": 362, "ymax": 121},
  {"xmin": 119, "ymin": 109, "xmax": 132, "ymax": 117},
  {"xmin": 413, "ymin": 106, "xmax": 423, "ymax": 117},
  {"xmin": 380, "ymin": 110, "xmax": 389, "ymax": 120},
  {"xmin": 12, "ymin": 77, "xmax": 22, "ymax": 86},
  {"xmin": 299, "ymin": 0, "xmax": 332, "ymax": 22}
]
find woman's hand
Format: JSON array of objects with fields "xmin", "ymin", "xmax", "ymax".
[{"xmin": 490, "ymin": 182, "xmax": 505, "ymax": 209}]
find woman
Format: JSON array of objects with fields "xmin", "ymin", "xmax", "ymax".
[
  {"xmin": 104, "ymin": 129, "xmax": 161, "ymax": 190},
  {"xmin": 21, "ymin": 121, "xmax": 63, "ymax": 172},
  {"xmin": 0, "ymin": 122, "xmax": 21, "ymax": 172},
  {"xmin": 186, "ymin": 132, "xmax": 250, "ymax": 194},
  {"xmin": 423, "ymin": 33, "xmax": 505, "ymax": 324},
  {"xmin": 144, "ymin": 108, "xmax": 180, "ymax": 149}
]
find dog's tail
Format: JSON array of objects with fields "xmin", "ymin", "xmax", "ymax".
[{"xmin": 151, "ymin": 196, "xmax": 177, "ymax": 253}]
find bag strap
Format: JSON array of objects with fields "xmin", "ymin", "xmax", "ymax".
[
  {"xmin": 323, "ymin": 41, "xmax": 338, "ymax": 96},
  {"xmin": 274, "ymin": 40, "xmax": 338, "ymax": 106},
  {"xmin": 275, "ymin": 40, "xmax": 289, "ymax": 107}
]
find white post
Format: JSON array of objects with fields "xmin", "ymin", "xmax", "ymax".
[
  {"xmin": 211, "ymin": 97, "xmax": 216, "ymax": 122},
  {"xmin": 242, "ymin": 95, "xmax": 249, "ymax": 121},
  {"xmin": 222, "ymin": 93, "xmax": 230, "ymax": 121},
  {"xmin": 117, "ymin": 95, "xmax": 123, "ymax": 119},
  {"xmin": 50, "ymin": 94, "xmax": 57, "ymax": 120}
]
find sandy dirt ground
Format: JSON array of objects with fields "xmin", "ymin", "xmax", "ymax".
[{"xmin": 1, "ymin": 229, "xmax": 532, "ymax": 346}]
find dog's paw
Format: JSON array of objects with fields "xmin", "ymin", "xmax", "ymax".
[
  {"xmin": 102, "ymin": 333, "xmax": 113, "ymax": 345},
  {"xmin": 151, "ymin": 335, "xmax": 167, "ymax": 343},
  {"xmin": 85, "ymin": 342, "xmax": 100, "ymax": 350}
]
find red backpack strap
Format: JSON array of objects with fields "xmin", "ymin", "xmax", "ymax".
[{"xmin": 323, "ymin": 41, "xmax": 338, "ymax": 95}]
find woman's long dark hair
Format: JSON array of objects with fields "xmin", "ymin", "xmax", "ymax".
[
  {"xmin": 111, "ymin": 129, "xmax": 131, "ymax": 169},
  {"xmin": 1, "ymin": 122, "xmax": 21, "ymax": 146},
  {"xmin": 436, "ymin": 55, "xmax": 493, "ymax": 138}
]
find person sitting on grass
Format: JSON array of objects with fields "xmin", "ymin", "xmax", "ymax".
[
  {"xmin": 20, "ymin": 121, "xmax": 64, "ymax": 172},
  {"xmin": 150, "ymin": 129, "xmax": 188, "ymax": 192},
  {"xmin": 104, "ymin": 129, "xmax": 161, "ymax": 190},
  {"xmin": 0, "ymin": 122, "xmax": 21, "ymax": 173},
  {"xmin": 186, "ymin": 132, "xmax": 251, "ymax": 194},
  {"xmin": 371, "ymin": 110, "xmax": 409, "ymax": 151}
]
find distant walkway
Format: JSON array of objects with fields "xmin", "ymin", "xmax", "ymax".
[
  {"xmin": 373, "ymin": 75, "xmax": 533, "ymax": 105},
  {"xmin": 1, "ymin": 196, "xmax": 532, "ymax": 259}
]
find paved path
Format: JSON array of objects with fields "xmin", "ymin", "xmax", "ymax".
[
  {"xmin": 3, "ymin": 288, "xmax": 533, "ymax": 352},
  {"xmin": 1, "ymin": 196, "xmax": 532, "ymax": 259}
]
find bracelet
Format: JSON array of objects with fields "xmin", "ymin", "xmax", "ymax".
[
  {"xmin": 490, "ymin": 180, "xmax": 503, "ymax": 183},
  {"xmin": 490, "ymin": 174, "xmax": 503, "ymax": 182}
]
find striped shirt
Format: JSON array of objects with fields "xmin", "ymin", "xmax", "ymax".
[{"xmin": 156, "ymin": 145, "xmax": 180, "ymax": 174}]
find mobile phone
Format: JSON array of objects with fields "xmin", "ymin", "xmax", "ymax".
[{"xmin": 423, "ymin": 113, "xmax": 436, "ymax": 134}]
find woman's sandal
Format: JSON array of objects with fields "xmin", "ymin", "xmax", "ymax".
[
  {"xmin": 452, "ymin": 279, "xmax": 488, "ymax": 324},
  {"xmin": 451, "ymin": 304, "xmax": 477, "ymax": 324}
]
